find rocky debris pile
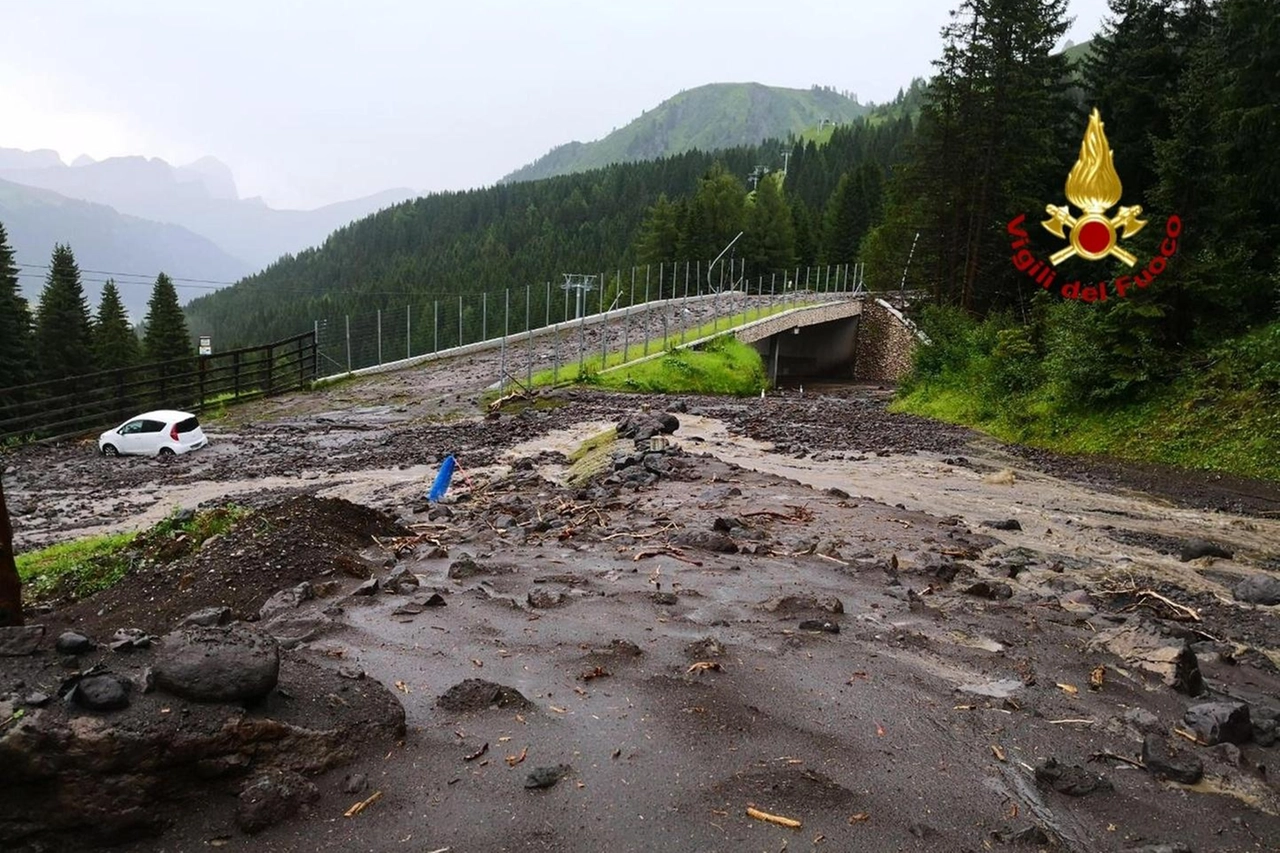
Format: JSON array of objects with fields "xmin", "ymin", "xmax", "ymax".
[
  {"xmin": 52, "ymin": 496, "xmax": 408, "ymax": 636},
  {"xmin": 0, "ymin": 615, "xmax": 405, "ymax": 851}
]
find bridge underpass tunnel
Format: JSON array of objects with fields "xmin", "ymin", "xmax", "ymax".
[{"xmin": 752, "ymin": 315, "xmax": 860, "ymax": 387}]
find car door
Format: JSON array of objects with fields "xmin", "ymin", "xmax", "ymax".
[
  {"xmin": 133, "ymin": 419, "xmax": 168, "ymax": 455},
  {"xmin": 114, "ymin": 420, "xmax": 146, "ymax": 454}
]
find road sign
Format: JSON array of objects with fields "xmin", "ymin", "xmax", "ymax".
[{"xmin": 198, "ymin": 335, "xmax": 212, "ymax": 356}]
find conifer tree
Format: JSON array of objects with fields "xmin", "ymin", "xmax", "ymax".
[
  {"xmin": 93, "ymin": 280, "xmax": 140, "ymax": 371},
  {"xmin": 743, "ymin": 174, "xmax": 795, "ymax": 273},
  {"xmin": 0, "ymin": 222, "xmax": 34, "ymax": 394},
  {"xmin": 33, "ymin": 244, "xmax": 94, "ymax": 382},
  {"xmin": 143, "ymin": 273, "xmax": 193, "ymax": 365},
  {"xmin": 821, "ymin": 164, "xmax": 883, "ymax": 266},
  {"xmin": 678, "ymin": 163, "xmax": 746, "ymax": 265},
  {"xmin": 635, "ymin": 194, "xmax": 681, "ymax": 266}
]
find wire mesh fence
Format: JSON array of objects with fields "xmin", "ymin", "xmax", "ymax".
[{"xmin": 314, "ymin": 260, "xmax": 868, "ymax": 390}]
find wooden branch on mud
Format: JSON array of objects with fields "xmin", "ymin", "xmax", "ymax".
[
  {"xmin": 742, "ymin": 504, "xmax": 814, "ymax": 524},
  {"xmin": 601, "ymin": 523, "xmax": 678, "ymax": 541},
  {"xmin": 1089, "ymin": 750, "xmax": 1145, "ymax": 770},
  {"xmin": 633, "ymin": 547, "xmax": 703, "ymax": 567},
  {"xmin": 1095, "ymin": 574, "xmax": 1201, "ymax": 622}
]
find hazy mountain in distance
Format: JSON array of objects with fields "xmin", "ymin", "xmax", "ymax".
[
  {"xmin": 0, "ymin": 151, "xmax": 416, "ymax": 268},
  {"xmin": 0, "ymin": 147, "xmax": 63, "ymax": 171},
  {"xmin": 0, "ymin": 177, "xmax": 252, "ymax": 318},
  {"xmin": 71, "ymin": 154, "xmax": 96, "ymax": 167},
  {"xmin": 502, "ymin": 82, "xmax": 869, "ymax": 184}
]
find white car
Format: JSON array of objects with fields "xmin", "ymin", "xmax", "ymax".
[{"xmin": 98, "ymin": 410, "xmax": 209, "ymax": 457}]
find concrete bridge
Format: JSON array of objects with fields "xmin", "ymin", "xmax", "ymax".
[{"xmin": 732, "ymin": 296, "xmax": 927, "ymax": 385}]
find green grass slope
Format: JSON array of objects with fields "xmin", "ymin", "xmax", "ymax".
[{"xmin": 503, "ymin": 83, "xmax": 868, "ymax": 184}]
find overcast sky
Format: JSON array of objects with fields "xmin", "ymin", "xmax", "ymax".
[{"xmin": 1, "ymin": 0, "xmax": 1110, "ymax": 210}]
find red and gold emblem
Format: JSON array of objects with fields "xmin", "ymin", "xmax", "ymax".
[{"xmin": 1042, "ymin": 108, "xmax": 1146, "ymax": 266}]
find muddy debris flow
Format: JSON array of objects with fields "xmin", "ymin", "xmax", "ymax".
[{"xmin": 3, "ymin": 378, "xmax": 1280, "ymax": 852}]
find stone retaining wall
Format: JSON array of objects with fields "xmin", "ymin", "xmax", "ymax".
[{"xmin": 854, "ymin": 300, "xmax": 920, "ymax": 383}]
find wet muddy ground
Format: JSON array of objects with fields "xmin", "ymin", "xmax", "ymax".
[{"xmin": 4, "ymin": 357, "xmax": 1280, "ymax": 852}]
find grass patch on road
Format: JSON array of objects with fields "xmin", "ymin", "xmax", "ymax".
[
  {"xmin": 17, "ymin": 532, "xmax": 139, "ymax": 600},
  {"xmin": 529, "ymin": 302, "xmax": 803, "ymax": 388},
  {"xmin": 599, "ymin": 335, "xmax": 768, "ymax": 396},
  {"xmin": 17, "ymin": 504, "xmax": 249, "ymax": 603}
]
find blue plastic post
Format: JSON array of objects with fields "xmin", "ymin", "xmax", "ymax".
[{"xmin": 428, "ymin": 455, "xmax": 457, "ymax": 503}]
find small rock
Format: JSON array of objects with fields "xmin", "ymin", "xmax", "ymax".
[
  {"xmin": 1034, "ymin": 758, "xmax": 1113, "ymax": 796},
  {"xmin": 1210, "ymin": 743, "xmax": 1243, "ymax": 766},
  {"xmin": 825, "ymin": 487, "xmax": 850, "ymax": 499},
  {"xmin": 1142, "ymin": 735, "xmax": 1203, "ymax": 784},
  {"xmin": 420, "ymin": 592, "xmax": 447, "ymax": 607},
  {"xmin": 651, "ymin": 592, "xmax": 678, "ymax": 606},
  {"xmin": 181, "ymin": 606, "xmax": 233, "ymax": 628},
  {"xmin": 108, "ymin": 628, "xmax": 153, "ymax": 651},
  {"xmin": 342, "ymin": 773, "xmax": 368, "ymax": 794},
  {"xmin": 259, "ymin": 583, "xmax": 314, "ymax": 619},
  {"xmin": 353, "ymin": 578, "xmax": 379, "ymax": 596},
  {"xmin": 761, "ymin": 594, "xmax": 843, "ymax": 615},
  {"xmin": 1253, "ymin": 718, "xmax": 1277, "ymax": 747},
  {"xmin": 22, "ymin": 691, "xmax": 51, "ymax": 707},
  {"xmin": 1178, "ymin": 539, "xmax": 1233, "ymax": 562},
  {"xmin": 447, "ymin": 556, "xmax": 483, "ymax": 579},
  {"xmin": 1123, "ymin": 707, "xmax": 1163, "ymax": 735},
  {"xmin": 798, "ymin": 620, "xmax": 840, "ymax": 634},
  {"xmin": 672, "ymin": 530, "xmax": 738, "ymax": 554},
  {"xmin": 981, "ymin": 519, "xmax": 1023, "ymax": 531},
  {"xmin": 55, "ymin": 631, "xmax": 94, "ymax": 655},
  {"xmin": 527, "ymin": 588, "xmax": 569, "ymax": 609},
  {"xmin": 525, "ymin": 764, "xmax": 571, "ymax": 789},
  {"xmin": 1089, "ymin": 623, "xmax": 1204, "ymax": 695},
  {"xmin": 72, "ymin": 673, "xmax": 131, "ymax": 711},
  {"xmin": 382, "ymin": 567, "xmax": 421, "ymax": 595},
  {"xmin": 337, "ymin": 665, "xmax": 365, "ymax": 680},
  {"xmin": 438, "ymin": 679, "xmax": 531, "ymax": 712},
  {"xmin": 1183, "ymin": 702, "xmax": 1251, "ymax": 746},
  {"xmin": 1232, "ymin": 574, "xmax": 1280, "ymax": 606},
  {"xmin": 0, "ymin": 624, "xmax": 46, "ymax": 656},
  {"xmin": 964, "ymin": 581, "xmax": 1013, "ymax": 600},
  {"xmin": 425, "ymin": 545, "xmax": 449, "ymax": 559},
  {"xmin": 235, "ymin": 770, "xmax": 319, "ymax": 835}
]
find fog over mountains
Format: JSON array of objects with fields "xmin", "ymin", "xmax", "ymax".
[{"xmin": 0, "ymin": 147, "xmax": 415, "ymax": 315}]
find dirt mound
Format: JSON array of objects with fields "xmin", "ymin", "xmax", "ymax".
[{"xmin": 53, "ymin": 496, "xmax": 406, "ymax": 635}]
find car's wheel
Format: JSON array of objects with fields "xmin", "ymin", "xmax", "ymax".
[
  {"xmin": 101, "ymin": 444, "xmax": 118, "ymax": 457},
  {"xmin": 158, "ymin": 447, "xmax": 176, "ymax": 458}
]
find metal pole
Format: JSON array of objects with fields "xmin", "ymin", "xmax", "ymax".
[
  {"xmin": 645, "ymin": 265, "xmax": 652, "ymax": 356},
  {"xmin": 434, "ymin": 300, "xmax": 438, "ymax": 353},
  {"xmin": 500, "ymin": 288, "xmax": 509, "ymax": 394},
  {"xmin": 377, "ymin": 308, "xmax": 382, "ymax": 365},
  {"xmin": 482, "ymin": 291, "xmax": 488, "ymax": 341},
  {"xmin": 407, "ymin": 305, "xmax": 411, "ymax": 359},
  {"xmin": 900, "ymin": 232, "xmax": 920, "ymax": 304},
  {"xmin": 600, "ymin": 271, "xmax": 607, "ymax": 367},
  {"xmin": 526, "ymin": 283, "xmax": 533, "ymax": 389},
  {"xmin": 545, "ymin": 281, "xmax": 551, "ymax": 329},
  {"xmin": 458, "ymin": 295, "xmax": 463, "ymax": 347},
  {"xmin": 345, "ymin": 315, "xmax": 351, "ymax": 372}
]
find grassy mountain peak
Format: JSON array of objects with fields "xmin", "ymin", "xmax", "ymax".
[{"xmin": 502, "ymin": 82, "xmax": 868, "ymax": 184}]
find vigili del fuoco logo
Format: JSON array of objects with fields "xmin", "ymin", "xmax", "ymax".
[{"xmin": 1007, "ymin": 108, "xmax": 1182, "ymax": 303}]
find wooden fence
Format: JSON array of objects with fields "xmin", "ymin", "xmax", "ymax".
[{"xmin": 0, "ymin": 331, "xmax": 317, "ymax": 445}]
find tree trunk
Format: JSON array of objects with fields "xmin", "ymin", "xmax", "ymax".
[{"xmin": 0, "ymin": 474, "xmax": 23, "ymax": 626}]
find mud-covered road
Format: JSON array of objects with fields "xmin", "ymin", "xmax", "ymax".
[{"xmin": 4, "ymin": 359, "xmax": 1280, "ymax": 853}]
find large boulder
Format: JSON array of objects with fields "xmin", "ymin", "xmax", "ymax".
[{"xmin": 153, "ymin": 625, "xmax": 280, "ymax": 703}]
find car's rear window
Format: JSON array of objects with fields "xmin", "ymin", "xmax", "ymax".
[{"xmin": 176, "ymin": 417, "xmax": 200, "ymax": 433}]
